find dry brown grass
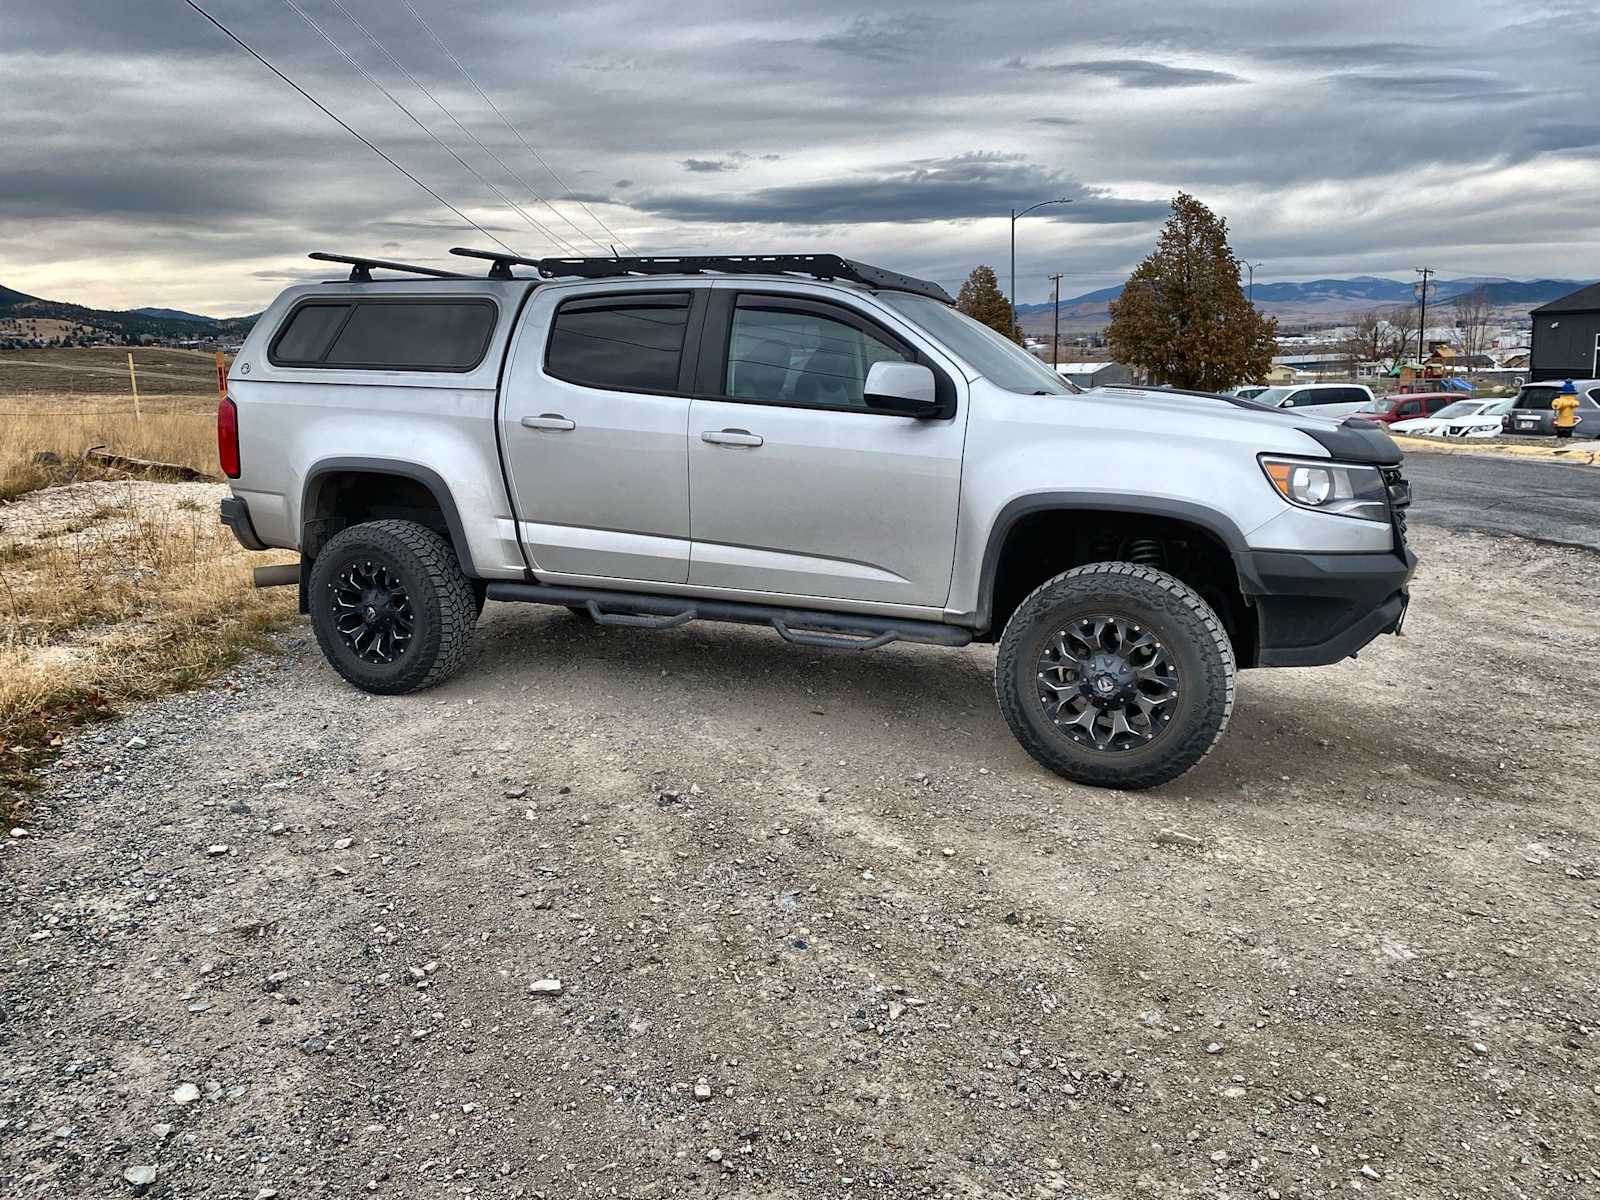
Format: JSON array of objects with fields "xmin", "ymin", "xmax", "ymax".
[
  {"xmin": 0, "ymin": 398, "xmax": 219, "ymax": 500},
  {"xmin": 1, "ymin": 395, "xmax": 295, "ymax": 820}
]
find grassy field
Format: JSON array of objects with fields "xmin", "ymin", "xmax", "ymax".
[
  {"xmin": 0, "ymin": 371, "xmax": 295, "ymax": 821},
  {"xmin": 0, "ymin": 345, "xmax": 220, "ymax": 397}
]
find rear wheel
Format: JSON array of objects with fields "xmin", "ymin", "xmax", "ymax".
[
  {"xmin": 308, "ymin": 520, "xmax": 476, "ymax": 695},
  {"xmin": 995, "ymin": 562, "xmax": 1235, "ymax": 790}
]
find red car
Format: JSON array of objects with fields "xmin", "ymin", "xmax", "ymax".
[{"xmin": 1356, "ymin": 392, "xmax": 1460, "ymax": 425}]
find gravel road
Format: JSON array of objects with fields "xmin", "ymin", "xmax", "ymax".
[
  {"xmin": 3, "ymin": 522, "xmax": 1598, "ymax": 1198},
  {"xmin": 1404, "ymin": 451, "xmax": 1600, "ymax": 552}
]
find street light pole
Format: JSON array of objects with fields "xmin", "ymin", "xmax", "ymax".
[
  {"xmin": 1010, "ymin": 198, "xmax": 1074, "ymax": 329},
  {"xmin": 1048, "ymin": 272, "xmax": 1064, "ymax": 365},
  {"xmin": 1245, "ymin": 261, "xmax": 1262, "ymax": 306}
]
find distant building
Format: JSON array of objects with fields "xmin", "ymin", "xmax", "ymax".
[
  {"xmin": 1530, "ymin": 283, "xmax": 1600, "ymax": 381},
  {"xmin": 1052, "ymin": 361, "xmax": 1132, "ymax": 388},
  {"xmin": 1264, "ymin": 364, "xmax": 1299, "ymax": 385}
]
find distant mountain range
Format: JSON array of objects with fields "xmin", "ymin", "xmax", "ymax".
[
  {"xmin": 1017, "ymin": 275, "xmax": 1595, "ymax": 333},
  {"xmin": 0, "ymin": 284, "xmax": 258, "ymax": 340}
]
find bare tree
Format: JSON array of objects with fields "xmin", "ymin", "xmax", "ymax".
[
  {"xmin": 1382, "ymin": 304, "xmax": 1421, "ymax": 369},
  {"xmin": 1341, "ymin": 309, "xmax": 1388, "ymax": 378},
  {"xmin": 1453, "ymin": 286, "xmax": 1493, "ymax": 367}
]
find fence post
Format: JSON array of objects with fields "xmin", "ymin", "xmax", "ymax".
[{"xmin": 126, "ymin": 352, "xmax": 141, "ymax": 421}]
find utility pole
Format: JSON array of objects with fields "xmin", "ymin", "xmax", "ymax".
[
  {"xmin": 1047, "ymin": 272, "xmax": 1064, "ymax": 365},
  {"xmin": 1414, "ymin": 266, "xmax": 1434, "ymax": 382}
]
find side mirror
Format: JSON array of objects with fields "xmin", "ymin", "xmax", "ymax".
[{"xmin": 863, "ymin": 361, "xmax": 942, "ymax": 418}]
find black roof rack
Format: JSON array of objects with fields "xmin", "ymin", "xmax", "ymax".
[
  {"xmin": 308, "ymin": 252, "xmax": 470, "ymax": 282},
  {"xmin": 448, "ymin": 247, "xmax": 953, "ymax": 302}
]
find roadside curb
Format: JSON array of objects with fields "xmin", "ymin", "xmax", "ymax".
[{"xmin": 1391, "ymin": 435, "xmax": 1599, "ymax": 467}]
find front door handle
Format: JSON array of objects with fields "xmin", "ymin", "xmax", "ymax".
[
  {"xmin": 521, "ymin": 413, "xmax": 576, "ymax": 431},
  {"xmin": 701, "ymin": 429, "xmax": 763, "ymax": 447}
]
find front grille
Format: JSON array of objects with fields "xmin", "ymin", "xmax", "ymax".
[{"xmin": 1382, "ymin": 465, "xmax": 1410, "ymax": 544}]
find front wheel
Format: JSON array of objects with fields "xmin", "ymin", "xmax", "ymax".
[
  {"xmin": 308, "ymin": 520, "xmax": 477, "ymax": 695},
  {"xmin": 995, "ymin": 563, "xmax": 1236, "ymax": 790}
]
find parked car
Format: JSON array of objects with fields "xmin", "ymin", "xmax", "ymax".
[
  {"xmin": 1389, "ymin": 398, "xmax": 1499, "ymax": 435},
  {"xmin": 1438, "ymin": 398, "xmax": 1514, "ymax": 438},
  {"xmin": 219, "ymin": 248, "xmax": 1414, "ymax": 791},
  {"xmin": 1503, "ymin": 380, "xmax": 1600, "ymax": 437},
  {"xmin": 1251, "ymin": 382, "xmax": 1375, "ymax": 418},
  {"xmin": 1359, "ymin": 392, "xmax": 1460, "ymax": 427}
]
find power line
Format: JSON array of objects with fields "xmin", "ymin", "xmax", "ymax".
[
  {"xmin": 179, "ymin": 0, "xmax": 516, "ymax": 256},
  {"xmin": 279, "ymin": 0, "xmax": 580, "ymax": 255},
  {"xmin": 398, "ymin": 0, "xmax": 637, "ymax": 255},
  {"xmin": 321, "ymin": 0, "xmax": 613, "ymax": 255}
]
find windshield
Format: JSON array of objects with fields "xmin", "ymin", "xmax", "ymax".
[
  {"xmin": 1431, "ymin": 401, "xmax": 1481, "ymax": 419},
  {"xmin": 1357, "ymin": 397, "xmax": 1393, "ymax": 413},
  {"xmin": 1253, "ymin": 387, "xmax": 1296, "ymax": 406},
  {"xmin": 877, "ymin": 293, "xmax": 1080, "ymax": 395},
  {"xmin": 1482, "ymin": 398, "xmax": 1514, "ymax": 415}
]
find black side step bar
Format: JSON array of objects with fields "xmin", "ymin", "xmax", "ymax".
[{"xmin": 483, "ymin": 582, "xmax": 971, "ymax": 650}]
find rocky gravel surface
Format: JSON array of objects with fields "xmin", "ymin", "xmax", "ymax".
[{"xmin": 2, "ymin": 524, "xmax": 1598, "ymax": 1198}]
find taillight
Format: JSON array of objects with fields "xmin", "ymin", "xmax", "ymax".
[{"xmin": 217, "ymin": 395, "xmax": 240, "ymax": 478}]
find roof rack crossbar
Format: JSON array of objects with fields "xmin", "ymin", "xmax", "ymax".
[
  {"xmin": 308, "ymin": 252, "xmax": 470, "ymax": 282},
  {"xmin": 448, "ymin": 247, "xmax": 952, "ymax": 302},
  {"xmin": 448, "ymin": 246, "xmax": 543, "ymax": 280}
]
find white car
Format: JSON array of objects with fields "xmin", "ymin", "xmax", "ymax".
[
  {"xmin": 1390, "ymin": 399, "xmax": 1499, "ymax": 436},
  {"xmin": 1440, "ymin": 397, "xmax": 1514, "ymax": 438},
  {"xmin": 1251, "ymin": 382, "xmax": 1375, "ymax": 418}
]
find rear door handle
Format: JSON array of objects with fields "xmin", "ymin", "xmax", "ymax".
[
  {"xmin": 701, "ymin": 429, "xmax": 763, "ymax": 447},
  {"xmin": 521, "ymin": 414, "xmax": 576, "ymax": 431}
]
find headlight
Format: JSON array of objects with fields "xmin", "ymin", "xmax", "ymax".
[{"xmin": 1260, "ymin": 456, "xmax": 1389, "ymax": 522}]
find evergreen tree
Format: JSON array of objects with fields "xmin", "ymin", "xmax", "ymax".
[
  {"xmin": 1105, "ymin": 193, "xmax": 1276, "ymax": 390},
  {"xmin": 956, "ymin": 265, "xmax": 1019, "ymax": 343}
]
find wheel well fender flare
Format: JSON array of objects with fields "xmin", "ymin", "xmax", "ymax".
[
  {"xmin": 974, "ymin": 493, "xmax": 1258, "ymax": 631},
  {"xmin": 300, "ymin": 457, "xmax": 478, "ymax": 577}
]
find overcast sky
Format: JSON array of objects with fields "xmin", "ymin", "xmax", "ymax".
[{"xmin": 2, "ymin": 0, "xmax": 1598, "ymax": 315}]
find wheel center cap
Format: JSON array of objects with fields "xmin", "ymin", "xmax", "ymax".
[
  {"xmin": 1093, "ymin": 674, "xmax": 1117, "ymax": 696},
  {"xmin": 364, "ymin": 604, "xmax": 378, "ymax": 621}
]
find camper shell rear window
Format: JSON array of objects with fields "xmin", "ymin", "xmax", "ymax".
[{"xmin": 269, "ymin": 297, "xmax": 498, "ymax": 372}]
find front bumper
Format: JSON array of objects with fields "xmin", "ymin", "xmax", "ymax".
[
  {"xmin": 1239, "ymin": 547, "xmax": 1416, "ymax": 667},
  {"xmin": 219, "ymin": 496, "xmax": 267, "ymax": 552}
]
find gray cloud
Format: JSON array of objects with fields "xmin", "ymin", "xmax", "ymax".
[
  {"xmin": 635, "ymin": 154, "xmax": 1168, "ymax": 226},
  {"xmin": 1328, "ymin": 69, "xmax": 1535, "ymax": 103},
  {"xmin": 0, "ymin": 0, "xmax": 1596, "ymax": 312},
  {"xmin": 1007, "ymin": 56, "xmax": 1244, "ymax": 88},
  {"xmin": 681, "ymin": 158, "xmax": 738, "ymax": 173}
]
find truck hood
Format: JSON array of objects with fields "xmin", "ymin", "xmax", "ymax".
[{"xmin": 1071, "ymin": 385, "xmax": 1402, "ymax": 465}]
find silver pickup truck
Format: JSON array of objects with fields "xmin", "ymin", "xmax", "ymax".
[{"xmin": 219, "ymin": 249, "xmax": 1414, "ymax": 790}]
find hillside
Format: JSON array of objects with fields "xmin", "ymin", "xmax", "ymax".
[
  {"xmin": 1016, "ymin": 275, "xmax": 1594, "ymax": 334},
  {"xmin": 0, "ymin": 284, "xmax": 257, "ymax": 341}
]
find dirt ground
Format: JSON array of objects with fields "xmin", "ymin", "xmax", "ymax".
[
  {"xmin": 1, "ymin": 522, "xmax": 1597, "ymax": 1198},
  {"xmin": 0, "ymin": 348, "xmax": 218, "ymax": 401}
]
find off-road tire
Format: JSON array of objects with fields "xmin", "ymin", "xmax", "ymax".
[
  {"xmin": 995, "ymin": 562, "xmax": 1235, "ymax": 790},
  {"xmin": 308, "ymin": 520, "xmax": 477, "ymax": 695}
]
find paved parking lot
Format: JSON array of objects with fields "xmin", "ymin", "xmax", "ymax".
[{"xmin": 1404, "ymin": 449, "xmax": 1600, "ymax": 551}]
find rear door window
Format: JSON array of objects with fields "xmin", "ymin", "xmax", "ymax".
[
  {"xmin": 271, "ymin": 299, "xmax": 497, "ymax": 371},
  {"xmin": 544, "ymin": 293, "xmax": 691, "ymax": 393}
]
